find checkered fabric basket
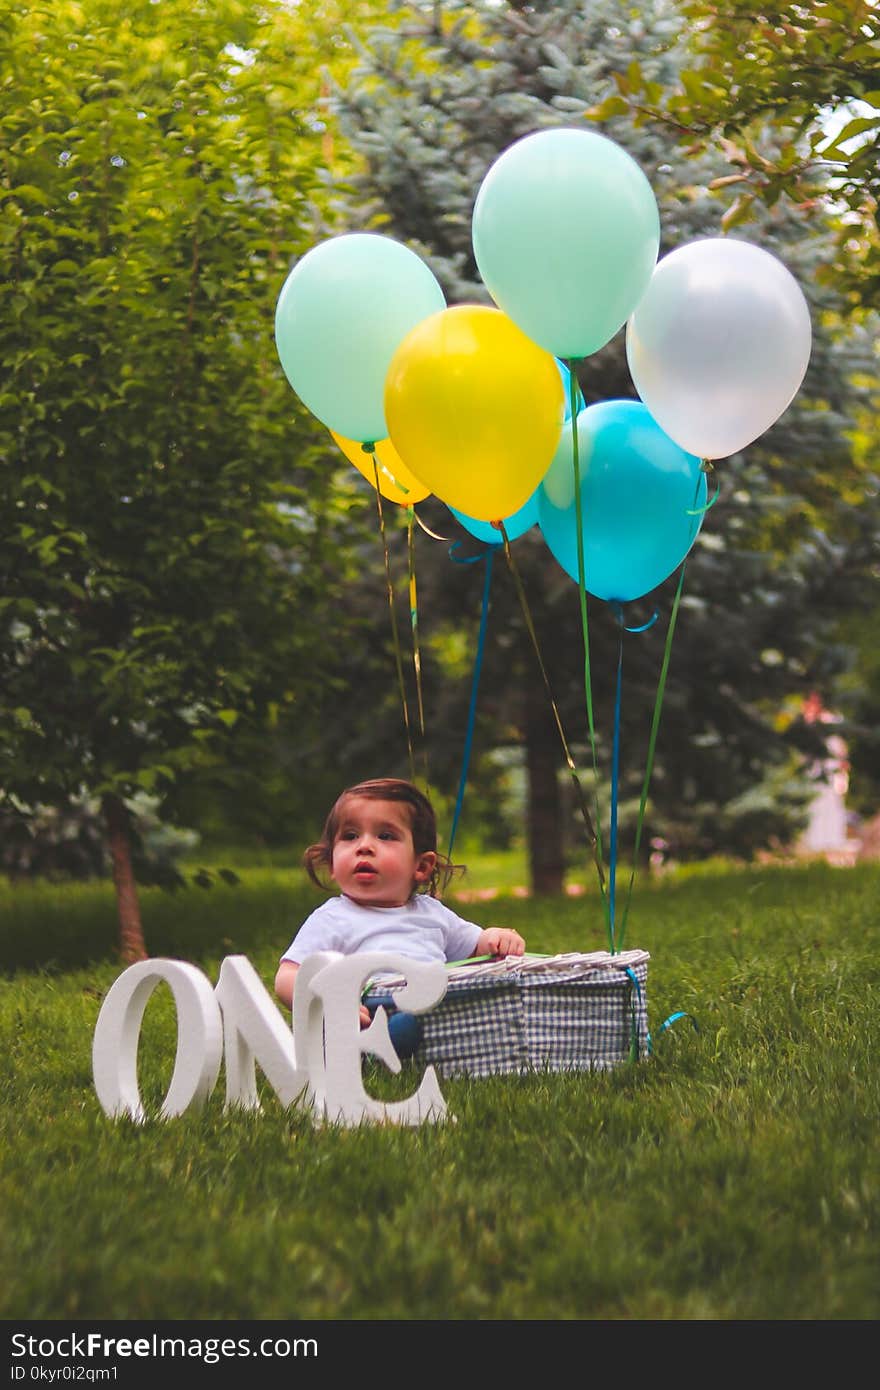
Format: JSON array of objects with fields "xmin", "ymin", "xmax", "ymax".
[{"xmin": 367, "ymin": 950, "xmax": 650, "ymax": 1079}]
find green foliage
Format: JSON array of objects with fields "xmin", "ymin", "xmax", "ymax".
[
  {"xmin": 606, "ymin": 0, "xmax": 880, "ymax": 307},
  {"xmin": 1, "ymin": 862, "xmax": 878, "ymax": 1318},
  {"xmin": 0, "ymin": 1, "xmax": 379, "ymax": 864},
  {"xmin": 835, "ymin": 605, "xmax": 880, "ymax": 815},
  {"xmin": 0, "ymin": 789, "xmax": 242, "ymax": 893}
]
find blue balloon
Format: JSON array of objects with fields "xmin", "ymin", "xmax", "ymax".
[
  {"xmin": 538, "ymin": 400, "xmax": 707, "ymax": 602},
  {"xmin": 450, "ymin": 488, "xmax": 540, "ymax": 546}
]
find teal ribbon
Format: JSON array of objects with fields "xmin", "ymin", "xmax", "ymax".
[{"xmin": 623, "ymin": 965, "xmax": 643, "ymax": 1062}]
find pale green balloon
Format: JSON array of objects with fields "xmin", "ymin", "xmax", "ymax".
[
  {"xmin": 541, "ymin": 419, "xmax": 577, "ymax": 510},
  {"xmin": 472, "ymin": 128, "xmax": 660, "ymax": 359},
  {"xmin": 274, "ymin": 233, "xmax": 446, "ymax": 443}
]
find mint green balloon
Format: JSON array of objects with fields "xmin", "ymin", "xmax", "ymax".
[
  {"xmin": 274, "ymin": 233, "xmax": 446, "ymax": 443},
  {"xmin": 472, "ymin": 129, "xmax": 660, "ymax": 359}
]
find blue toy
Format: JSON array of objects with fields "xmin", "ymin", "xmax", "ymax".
[{"xmin": 365, "ymin": 994, "xmax": 423, "ymax": 1061}]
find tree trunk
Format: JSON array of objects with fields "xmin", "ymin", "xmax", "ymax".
[
  {"xmin": 102, "ymin": 794, "xmax": 148, "ymax": 963},
  {"xmin": 524, "ymin": 678, "xmax": 565, "ymax": 896}
]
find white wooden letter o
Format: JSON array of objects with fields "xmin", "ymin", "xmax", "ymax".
[{"xmin": 92, "ymin": 959, "xmax": 223, "ymax": 1122}]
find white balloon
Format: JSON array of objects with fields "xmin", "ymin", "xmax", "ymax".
[{"xmin": 626, "ymin": 238, "xmax": 812, "ymax": 459}]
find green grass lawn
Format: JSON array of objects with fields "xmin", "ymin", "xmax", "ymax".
[{"xmin": 1, "ymin": 860, "xmax": 878, "ymax": 1320}]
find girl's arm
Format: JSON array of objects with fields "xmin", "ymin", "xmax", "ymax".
[
  {"xmin": 275, "ymin": 958, "xmax": 370, "ymax": 1026},
  {"xmin": 475, "ymin": 927, "xmax": 525, "ymax": 957},
  {"xmin": 274, "ymin": 960, "xmax": 299, "ymax": 1010}
]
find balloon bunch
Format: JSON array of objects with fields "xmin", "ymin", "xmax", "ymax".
[
  {"xmin": 274, "ymin": 127, "xmax": 813, "ymax": 944},
  {"xmin": 275, "ymin": 127, "xmax": 811, "ymax": 598}
]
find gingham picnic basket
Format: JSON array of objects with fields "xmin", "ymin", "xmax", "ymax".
[{"xmin": 369, "ymin": 950, "xmax": 650, "ymax": 1079}]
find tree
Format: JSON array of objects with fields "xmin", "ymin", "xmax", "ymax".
[
  {"xmin": 601, "ymin": 0, "xmax": 880, "ymax": 309},
  {"xmin": 328, "ymin": 0, "xmax": 878, "ymax": 897},
  {"xmin": 600, "ymin": 0, "xmax": 880, "ymax": 830},
  {"xmin": 0, "ymin": 0, "xmax": 372, "ymax": 958}
]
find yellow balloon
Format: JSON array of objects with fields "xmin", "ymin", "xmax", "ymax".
[
  {"xmin": 331, "ymin": 431, "xmax": 430, "ymax": 507},
  {"xmin": 384, "ymin": 305, "xmax": 564, "ymax": 522}
]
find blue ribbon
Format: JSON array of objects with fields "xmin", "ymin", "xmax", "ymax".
[
  {"xmin": 606, "ymin": 602, "xmax": 661, "ymax": 949},
  {"xmin": 622, "ymin": 968, "xmax": 700, "ymax": 1059},
  {"xmin": 622, "ymin": 611, "xmax": 659, "ymax": 633},
  {"xmin": 646, "ymin": 1010, "xmax": 700, "ymax": 1055},
  {"xmin": 609, "ymin": 624, "xmax": 624, "ymax": 950},
  {"xmin": 447, "ymin": 545, "xmax": 494, "ymax": 861}
]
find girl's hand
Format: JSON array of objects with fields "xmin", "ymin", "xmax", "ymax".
[
  {"xmin": 477, "ymin": 927, "xmax": 526, "ymax": 958},
  {"xmin": 359, "ymin": 1005, "xmax": 372, "ymax": 1028}
]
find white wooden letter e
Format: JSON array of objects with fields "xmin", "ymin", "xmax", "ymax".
[{"xmin": 302, "ymin": 951, "xmax": 448, "ymax": 1127}]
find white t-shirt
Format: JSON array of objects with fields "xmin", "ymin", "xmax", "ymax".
[{"xmin": 280, "ymin": 893, "xmax": 483, "ymax": 968}]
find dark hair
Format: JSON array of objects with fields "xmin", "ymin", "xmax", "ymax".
[{"xmin": 303, "ymin": 778, "xmax": 460, "ymax": 897}]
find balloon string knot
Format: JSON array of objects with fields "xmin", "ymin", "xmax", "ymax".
[{"xmin": 362, "ymin": 442, "xmax": 376, "ymax": 455}]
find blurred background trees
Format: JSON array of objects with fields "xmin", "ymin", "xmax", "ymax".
[
  {"xmin": 0, "ymin": 0, "xmax": 387, "ymax": 954},
  {"xmin": 1, "ymin": 0, "xmax": 877, "ymax": 945}
]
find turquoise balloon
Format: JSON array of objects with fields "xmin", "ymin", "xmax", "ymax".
[
  {"xmin": 538, "ymin": 401, "xmax": 707, "ymax": 603},
  {"xmin": 472, "ymin": 129, "xmax": 660, "ymax": 359},
  {"xmin": 275, "ymin": 233, "xmax": 446, "ymax": 443},
  {"xmin": 557, "ymin": 359, "xmax": 584, "ymax": 422},
  {"xmin": 450, "ymin": 488, "xmax": 540, "ymax": 546}
]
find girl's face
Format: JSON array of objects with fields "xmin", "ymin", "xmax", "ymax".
[{"xmin": 330, "ymin": 796, "xmax": 437, "ymax": 908}]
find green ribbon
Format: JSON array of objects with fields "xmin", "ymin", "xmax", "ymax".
[
  {"xmin": 368, "ymin": 448, "xmax": 416, "ymax": 784},
  {"xmin": 498, "ymin": 520, "xmax": 607, "ymax": 905},
  {"xmin": 616, "ymin": 461, "xmax": 714, "ymax": 952},
  {"xmin": 407, "ymin": 507, "xmax": 429, "ymax": 791},
  {"xmin": 566, "ymin": 361, "xmax": 609, "ymax": 943}
]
